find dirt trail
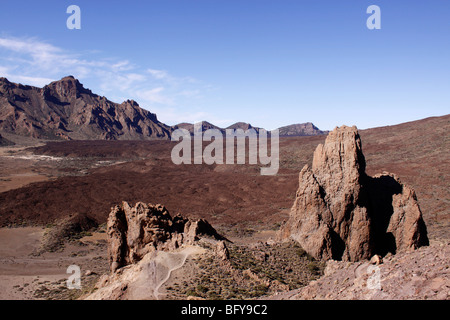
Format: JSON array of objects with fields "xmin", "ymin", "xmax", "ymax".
[
  {"xmin": 86, "ymin": 245, "xmax": 206, "ymax": 300},
  {"xmin": 152, "ymin": 246, "xmax": 205, "ymax": 300}
]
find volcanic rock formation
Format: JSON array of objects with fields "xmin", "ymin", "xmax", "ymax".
[
  {"xmin": 107, "ymin": 201, "xmax": 224, "ymax": 272},
  {"xmin": 278, "ymin": 125, "xmax": 428, "ymax": 261},
  {"xmin": 0, "ymin": 76, "xmax": 171, "ymax": 140}
]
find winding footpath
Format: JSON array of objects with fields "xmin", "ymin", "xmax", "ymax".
[{"xmin": 153, "ymin": 246, "xmax": 205, "ymax": 300}]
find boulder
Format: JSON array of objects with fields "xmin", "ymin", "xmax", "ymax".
[
  {"xmin": 215, "ymin": 240, "xmax": 230, "ymax": 261},
  {"xmin": 370, "ymin": 255, "xmax": 383, "ymax": 265}
]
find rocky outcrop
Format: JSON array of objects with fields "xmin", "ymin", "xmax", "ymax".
[
  {"xmin": 107, "ymin": 201, "xmax": 224, "ymax": 272},
  {"xmin": 278, "ymin": 125, "xmax": 428, "ymax": 262},
  {"xmin": 215, "ymin": 240, "xmax": 230, "ymax": 261}
]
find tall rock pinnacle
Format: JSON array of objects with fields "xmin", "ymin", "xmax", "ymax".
[{"xmin": 278, "ymin": 126, "xmax": 428, "ymax": 261}]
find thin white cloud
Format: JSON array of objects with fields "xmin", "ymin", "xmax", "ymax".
[
  {"xmin": 0, "ymin": 63, "xmax": 55, "ymax": 87},
  {"xmin": 134, "ymin": 87, "xmax": 174, "ymax": 105},
  {"xmin": 0, "ymin": 36, "xmax": 213, "ymax": 125},
  {"xmin": 0, "ymin": 37, "xmax": 61, "ymax": 56},
  {"xmin": 11, "ymin": 75, "xmax": 56, "ymax": 87},
  {"xmin": 148, "ymin": 68, "xmax": 170, "ymax": 80},
  {"xmin": 0, "ymin": 37, "xmax": 75, "ymax": 73},
  {"xmin": 177, "ymin": 89, "xmax": 201, "ymax": 98},
  {"xmin": 111, "ymin": 60, "xmax": 134, "ymax": 71},
  {"xmin": 0, "ymin": 66, "xmax": 8, "ymax": 75},
  {"xmin": 98, "ymin": 71, "xmax": 148, "ymax": 94},
  {"xmin": 148, "ymin": 68, "xmax": 198, "ymax": 85}
]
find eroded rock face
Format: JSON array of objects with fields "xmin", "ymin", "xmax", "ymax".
[
  {"xmin": 278, "ymin": 126, "xmax": 428, "ymax": 261},
  {"xmin": 107, "ymin": 201, "xmax": 222, "ymax": 272},
  {"xmin": 0, "ymin": 76, "xmax": 172, "ymax": 140}
]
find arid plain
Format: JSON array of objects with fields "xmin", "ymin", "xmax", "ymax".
[{"xmin": 0, "ymin": 114, "xmax": 448, "ymax": 299}]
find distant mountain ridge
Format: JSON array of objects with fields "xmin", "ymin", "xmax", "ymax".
[
  {"xmin": 0, "ymin": 76, "xmax": 327, "ymax": 141},
  {"xmin": 173, "ymin": 121, "xmax": 265, "ymax": 135},
  {"xmin": 277, "ymin": 122, "xmax": 327, "ymax": 137},
  {"xmin": 0, "ymin": 76, "xmax": 171, "ymax": 140},
  {"xmin": 173, "ymin": 121, "xmax": 223, "ymax": 134},
  {"xmin": 173, "ymin": 121, "xmax": 326, "ymax": 136}
]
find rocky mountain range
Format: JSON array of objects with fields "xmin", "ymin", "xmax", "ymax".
[
  {"xmin": 0, "ymin": 76, "xmax": 171, "ymax": 141},
  {"xmin": 172, "ymin": 121, "xmax": 264, "ymax": 135},
  {"xmin": 173, "ymin": 121, "xmax": 327, "ymax": 137},
  {"xmin": 0, "ymin": 76, "xmax": 326, "ymax": 141}
]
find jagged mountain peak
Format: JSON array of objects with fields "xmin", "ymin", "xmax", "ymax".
[
  {"xmin": 0, "ymin": 76, "xmax": 171, "ymax": 140},
  {"xmin": 43, "ymin": 75, "xmax": 92, "ymax": 98}
]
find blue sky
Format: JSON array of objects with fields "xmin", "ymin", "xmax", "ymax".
[{"xmin": 0, "ymin": 0, "xmax": 449, "ymax": 130}]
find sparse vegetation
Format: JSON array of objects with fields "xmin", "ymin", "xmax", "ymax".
[
  {"xmin": 33, "ymin": 275, "xmax": 99, "ymax": 300},
  {"xmin": 171, "ymin": 240, "xmax": 324, "ymax": 300}
]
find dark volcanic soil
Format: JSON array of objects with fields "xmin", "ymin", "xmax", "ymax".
[
  {"xmin": 0, "ymin": 115, "xmax": 448, "ymax": 241},
  {"xmin": 0, "ymin": 139, "xmax": 301, "ymax": 233}
]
